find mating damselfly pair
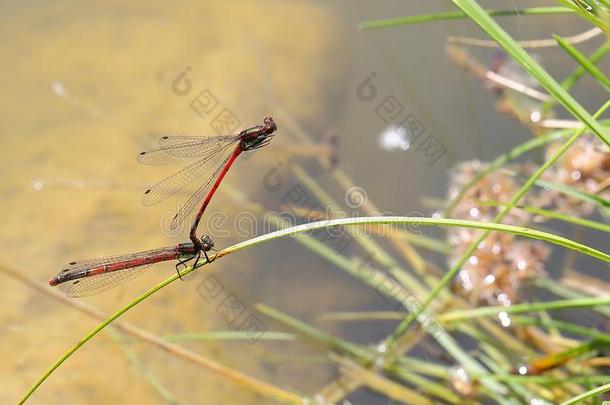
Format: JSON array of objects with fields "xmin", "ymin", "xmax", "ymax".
[{"xmin": 50, "ymin": 117, "xmax": 277, "ymax": 297}]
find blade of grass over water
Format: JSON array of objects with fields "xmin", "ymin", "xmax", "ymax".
[
  {"xmin": 533, "ymin": 178, "xmax": 610, "ymax": 209},
  {"xmin": 162, "ymin": 331, "xmax": 296, "ymax": 343},
  {"xmin": 333, "ymin": 355, "xmax": 436, "ymax": 405},
  {"xmin": 535, "ymin": 277, "xmax": 610, "ymax": 318},
  {"xmin": 559, "ymin": 383, "xmax": 610, "ymax": 405},
  {"xmin": 511, "ymin": 316, "xmax": 610, "ymax": 344},
  {"xmin": 542, "ymin": 39, "xmax": 610, "ymax": 114},
  {"xmin": 108, "ymin": 329, "xmax": 177, "ymax": 404},
  {"xmin": 554, "ymin": 35, "xmax": 610, "ymax": 93},
  {"xmin": 451, "ymin": 0, "xmax": 610, "ymax": 147},
  {"xmin": 319, "ymin": 311, "xmax": 402, "ymax": 322},
  {"xmin": 255, "ymin": 304, "xmax": 373, "ymax": 360},
  {"xmin": 238, "ymin": 210, "xmax": 609, "ymax": 397},
  {"xmin": 481, "ymin": 374, "xmax": 610, "ymax": 385},
  {"xmin": 359, "ymin": 7, "xmax": 572, "ymax": 30},
  {"xmin": 479, "ymin": 201, "xmax": 610, "ymax": 233},
  {"xmin": 222, "ymin": 216, "xmax": 610, "ymax": 263},
  {"xmin": 385, "ymin": 99, "xmax": 610, "ymax": 350},
  {"xmin": 439, "ymin": 297, "xmax": 610, "ymax": 322}
]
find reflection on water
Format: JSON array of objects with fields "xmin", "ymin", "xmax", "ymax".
[
  {"xmin": 0, "ymin": 1, "xmax": 345, "ymax": 403},
  {"xmin": 378, "ymin": 125, "xmax": 410, "ymax": 152}
]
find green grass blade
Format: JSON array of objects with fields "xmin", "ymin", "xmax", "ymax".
[
  {"xmin": 542, "ymin": 39, "xmax": 610, "ymax": 114},
  {"xmin": 229, "ymin": 216, "xmax": 610, "ymax": 263},
  {"xmin": 504, "ymin": 167, "xmax": 610, "ymax": 210},
  {"xmin": 534, "ymin": 178, "xmax": 610, "ymax": 209},
  {"xmin": 359, "ymin": 7, "xmax": 572, "ymax": 30},
  {"xmin": 108, "ymin": 329, "xmax": 178, "ymax": 404},
  {"xmin": 480, "ymin": 201, "xmax": 610, "ymax": 233},
  {"xmin": 511, "ymin": 316, "xmax": 610, "ymax": 344},
  {"xmin": 535, "ymin": 277, "xmax": 610, "ymax": 318},
  {"xmin": 162, "ymin": 331, "xmax": 296, "ymax": 342},
  {"xmin": 559, "ymin": 383, "xmax": 610, "ymax": 405},
  {"xmin": 451, "ymin": 0, "xmax": 610, "ymax": 147},
  {"xmin": 255, "ymin": 304, "xmax": 373, "ymax": 360},
  {"xmin": 439, "ymin": 297, "xmax": 610, "ymax": 322},
  {"xmin": 554, "ymin": 35, "xmax": 610, "ymax": 93}
]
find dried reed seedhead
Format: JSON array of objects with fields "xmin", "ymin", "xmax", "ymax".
[
  {"xmin": 447, "ymin": 160, "xmax": 550, "ymax": 306},
  {"xmin": 538, "ymin": 134, "xmax": 610, "ymax": 215},
  {"xmin": 447, "ymin": 160, "xmax": 531, "ymax": 225}
]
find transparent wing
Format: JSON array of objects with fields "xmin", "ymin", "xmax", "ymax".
[
  {"xmin": 141, "ymin": 142, "xmax": 236, "ymax": 206},
  {"xmin": 58, "ymin": 265, "xmax": 153, "ymax": 298},
  {"xmin": 169, "ymin": 153, "xmax": 232, "ymax": 231},
  {"xmin": 159, "ymin": 135, "xmax": 238, "ymax": 158},
  {"xmin": 137, "ymin": 135, "xmax": 239, "ymax": 166}
]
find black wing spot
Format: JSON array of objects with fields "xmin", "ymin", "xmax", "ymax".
[
  {"xmin": 69, "ymin": 262, "xmax": 77, "ymax": 265},
  {"xmin": 139, "ymin": 151, "xmax": 146, "ymax": 155},
  {"xmin": 144, "ymin": 189, "xmax": 151, "ymax": 194}
]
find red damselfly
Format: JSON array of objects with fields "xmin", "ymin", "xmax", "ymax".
[
  {"xmin": 49, "ymin": 236, "xmax": 214, "ymax": 297},
  {"xmin": 137, "ymin": 116, "xmax": 277, "ymax": 263}
]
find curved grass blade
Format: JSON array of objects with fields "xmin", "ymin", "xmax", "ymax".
[
  {"xmin": 359, "ymin": 7, "xmax": 572, "ymax": 30},
  {"xmin": 480, "ymin": 201, "xmax": 610, "ymax": 234},
  {"xmin": 511, "ymin": 316, "xmax": 610, "ymax": 344},
  {"xmin": 559, "ymin": 382, "xmax": 610, "ymax": 405},
  {"xmin": 439, "ymin": 297, "xmax": 610, "ymax": 322},
  {"xmin": 21, "ymin": 215, "xmax": 610, "ymax": 403}
]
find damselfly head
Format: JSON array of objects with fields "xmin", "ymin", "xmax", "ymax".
[
  {"xmin": 201, "ymin": 235, "xmax": 214, "ymax": 251},
  {"xmin": 263, "ymin": 116, "xmax": 277, "ymax": 133},
  {"xmin": 240, "ymin": 116, "xmax": 277, "ymax": 151}
]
